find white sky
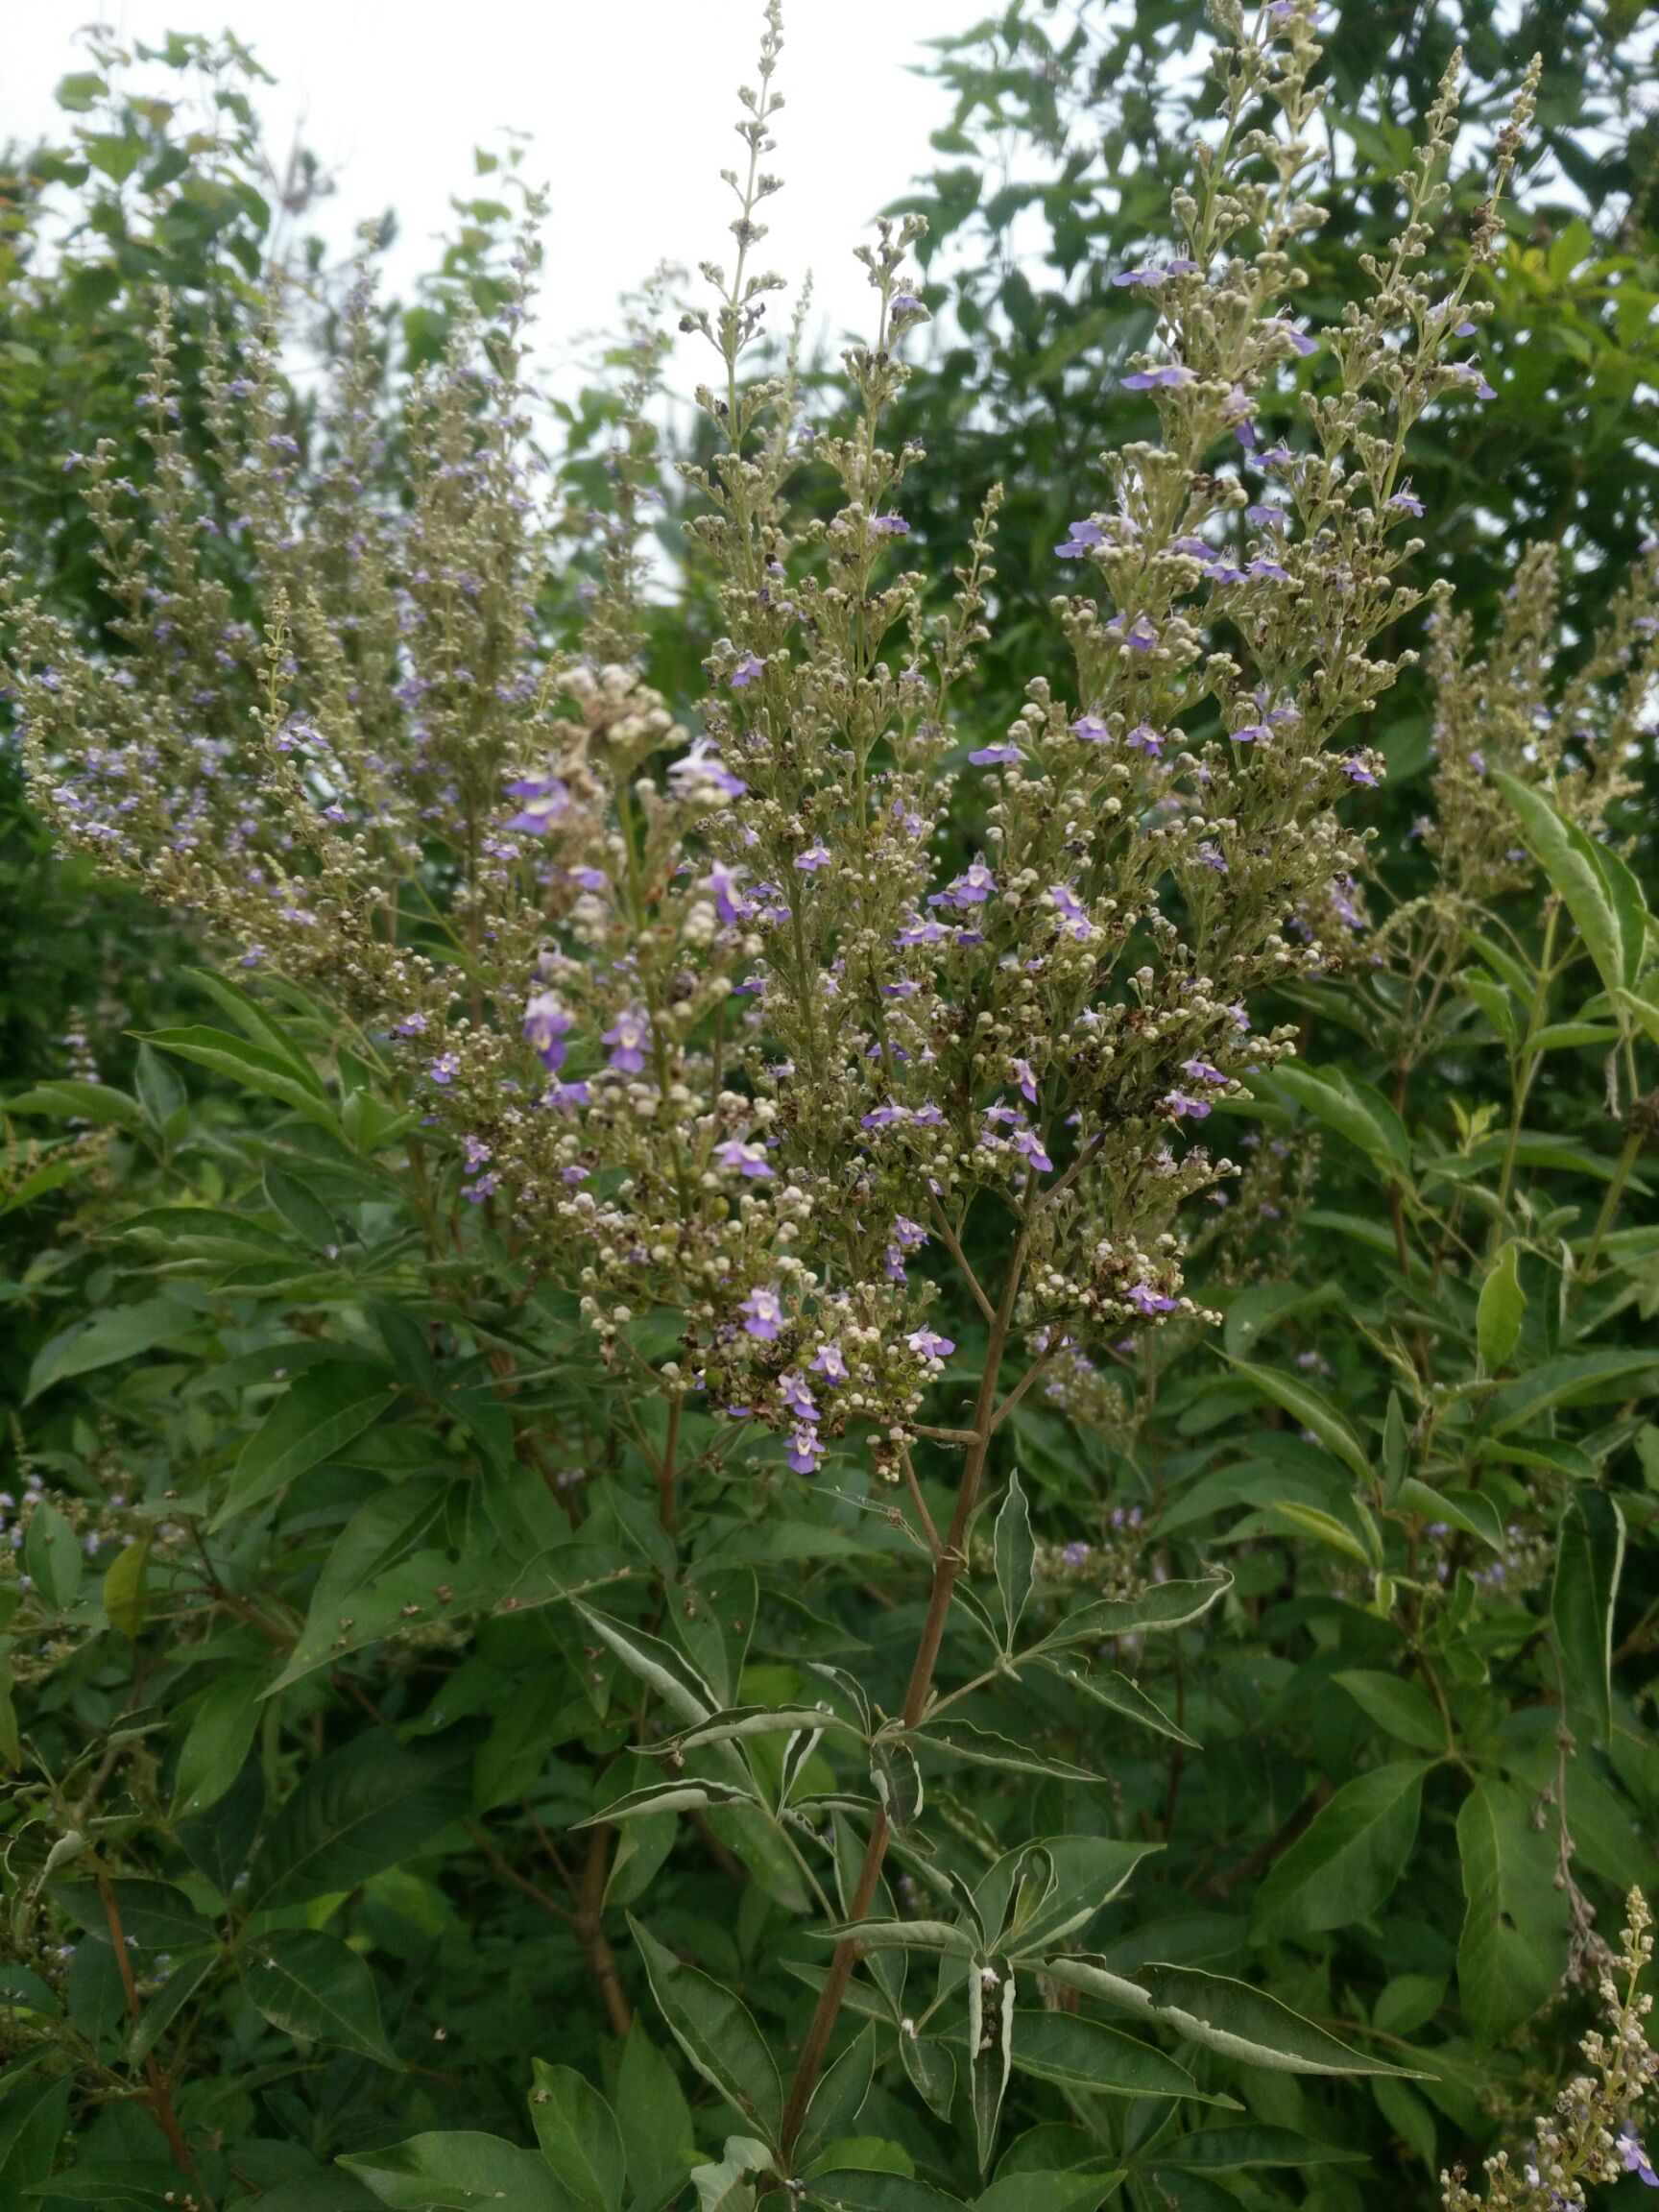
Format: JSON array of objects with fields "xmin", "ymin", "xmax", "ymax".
[{"xmin": 0, "ymin": 1, "xmax": 983, "ymax": 393}]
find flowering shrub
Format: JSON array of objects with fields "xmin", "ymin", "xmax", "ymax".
[{"xmin": 3, "ymin": 5, "xmax": 1658, "ymax": 2209}]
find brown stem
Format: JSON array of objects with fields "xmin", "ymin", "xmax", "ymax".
[
  {"xmin": 899, "ymin": 1449, "xmax": 943, "ymax": 1560},
  {"xmin": 658, "ymin": 1397, "xmax": 681, "ymax": 1533},
  {"xmin": 464, "ymin": 1819, "xmax": 576, "ymax": 1925},
  {"xmin": 575, "ymin": 1825, "xmax": 634, "ymax": 2038},
  {"xmin": 95, "ymin": 1863, "xmax": 206, "ymax": 2198},
  {"xmin": 775, "ymin": 1221, "xmax": 1029, "ymax": 2169}
]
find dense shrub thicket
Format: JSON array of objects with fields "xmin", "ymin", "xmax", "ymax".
[{"xmin": 4, "ymin": 7, "xmax": 1659, "ymax": 2211}]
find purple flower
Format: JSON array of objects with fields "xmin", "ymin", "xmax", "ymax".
[
  {"xmin": 1445, "ymin": 361, "xmax": 1497, "ymax": 400},
  {"xmin": 1386, "ymin": 489, "xmax": 1425, "ymax": 517},
  {"xmin": 739, "ymin": 1285, "xmax": 786, "ymax": 1340},
  {"xmin": 1125, "ymin": 722, "xmax": 1164, "ymax": 757},
  {"xmin": 1469, "ymin": 750, "xmax": 1487, "ymax": 776},
  {"xmin": 1118, "ymin": 614, "xmax": 1160, "ymax": 653},
  {"xmin": 1062, "ymin": 1540, "xmax": 1091, "ymax": 1566},
  {"xmin": 861, "ymin": 1102, "xmax": 909, "ymax": 1130},
  {"xmin": 1055, "ymin": 517, "xmax": 1106, "ymax": 560},
  {"xmin": 1618, "ymin": 2129, "xmax": 1658, "ymax": 2186},
  {"xmin": 713, "ymin": 1137, "xmax": 774, "ymax": 1178},
  {"xmin": 1070, "ymin": 713, "xmax": 1110, "ymax": 742},
  {"xmin": 1453, "ymin": 318, "xmax": 1478, "ymax": 338},
  {"xmin": 913, "ymin": 1102, "xmax": 945, "ymax": 1126},
  {"xmin": 1048, "ymin": 883, "xmax": 1092, "ymax": 940},
  {"xmin": 705, "ymin": 861, "xmax": 752, "ymax": 925},
  {"xmin": 780, "ymin": 1371, "xmax": 819, "ymax": 1422},
  {"xmin": 794, "ymin": 842, "xmax": 832, "ymax": 871},
  {"xmin": 1180, "ymin": 1058, "xmax": 1225, "ymax": 1086},
  {"xmin": 428, "ymin": 1054, "xmax": 461, "ymax": 1087},
  {"xmin": 810, "ymin": 1342, "xmax": 849, "ymax": 1384},
  {"xmin": 523, "ymin": 991, "xmax": 574, "ymax": 1072},
  {"xmin": 1194, "ymin": 842, "xmax": 1228, "ymax": 872},
  {"xmin": 1121, "ymin": 363, "xmax": 1197, "ymax": 391},
  {"xmin": 1231, "ymin": 721, "xmax": 1271, "ymax": 744},
  {"xmin": 1341, "ymin": 757, "xmax": 1379, "ymax": 787},
  {"xmin": 542, "ymin": 1080, "xmax": 590, "ymax": 1114},
  {"xmin": 1162, "ymin": 1089, "xmax": 1212, "ymax": 1119},
  {"xmin": 505, "ymin": 771, "xmax": 569, "ymax": 833},
  {"xmin": 906, "ymin": 1327, "xmax": 955, "ymax": 1361},
  {"xmin": 1012, "ymin": 1128, "xmax": 1054, "ymax": 1173},
  {"xmin": 895, "ymin": 911, "xmax": 948, "ymax": 946},
  {"xmin": 969, "ymin": 742, "xmax": 1024, "ymax": 766},
  {"xmin": 603, "ymin": 1005, "xmax": 651, "ymax": 1074},
  {"xmin": 669, "ymin": 736, "xmax": 747, "ymax": 800},
  {"xmin": 1011, "ymin": 1057, "xmax": 1038, "ymax": 1104},
  {"xmin": 1126, "ymin": 1282, "xmax": 1178, "ymax": 1315},
  {"xmin": 892, "ymin": 1215, "xmax": 928, "ymax": 1253},
  {"xmin": 1222, "ymin": 385, "xmax": 1259, "ymax": 447},
  {"xmin": 730, "ymin": 653, "xmax": 765, "ymax": 688},
  {"xmin": 787, "ymin": 1425, "xmax": 823, "ymax": 1474},
  {"xmin": 938, "ymin": 854, "xmax": 996, "ymax": 907},
  {"xmin": 871, "ymin": 514, "xmax": 910, "ymax": 537}
]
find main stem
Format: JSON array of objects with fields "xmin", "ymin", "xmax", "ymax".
[{"xmin": 774, "ymin": 1225, "xmax": 1028, "ymax": 2170}]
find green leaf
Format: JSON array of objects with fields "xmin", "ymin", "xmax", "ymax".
[
  {"xmin": 798, "ymin": 2026, "xmax": 877, "ymax": 2169},
  {"xmin": 341, "ymin": 2132, "xmax": 567, "ymax": 2211},
  {"xmin": 628, "ymin": 1919, "xmax": 781, "ymax": 2145},
  {"xmin": 900, "ymin": 2032, "xmax": 956, "ymax": 2124},
  {"xmin": 185, "ymin": 967, "xmax": 330, "ymax": 1088},
  {"xmin": 1394, "ymin": 1478, "xmax": 1504, "ymax": 1550},
  {"xmin": 26, "ymin": 1295, "xmax": 200, "ymax": 1402},
  {"xmin": 1333, "ymin": 1671, "xmax": 1447, "ymax": 1755},
  {"xmin": 993, "ymin": 1470, "xmax": 1035, "ymax": 1643},
  {"xmin": 1274, "ymin": 1065, "xmax": 1410, "ymax": 1179},
  {"xmin": 133, "ymin": 1041, "xmax": 187, "ymax": 1138},
  {"xmin": 528, "ymin": 2061, "xmax": 624, "ymax": 2212},
  {"xmin": 264, "ymin": 1164, "xmax": 339, "ymax": 1250},
  {"xmin": 1485, "ymin": 1350, "xmax": 1659, "ymax": 1431},
  {"xmin": 1476, "ymin": 1242, "xmax": 1526, "ymax": 1377},
  {"xmin": 101, "ymin": 1539, "xmax": 150, "ymax": 1640},
  {"xmin": 1551, "ymin": 1490, "xmax": 1624, "ymax": 1745},
  {"xmin": 615, "ymin": 2023, "xmax": 696, "ymax": 2194},
  {"xmin": 1455, "ymin": 1779, "xmax": 1570, "ymax": 2048},
  {"xmin": 1224, "ymin": 1359, "xmax": 1371, "ymax": 1486},
  {"xmin": 6, "ymin": 1080, "xmax": 144, "ymax": 1131},
  {"xmin": 1221, "ymin": 1282, "xmax": 1340, "ymax": 1360},
  {"xmin": 246, "ymin": 1726, "xmax": 476, "ymax": 1908},
  {"xmin": 1381, "ymin": 1391, "xmax": 1408, "ymax": 1504},
  {"xmin": 24, "ymin": 1503, "xmax": 81, "ymax": 1610},
  {"xmin": 1157, "ymin": 2128, "xmax": 1362, "ymax": 2171},
  {"xmin": 914, "ymin": 1719, "xmax": 1101, "ymax": 1784},
  {"xmin": 213, "ymin": 1360, "xmax": 394, "ymax": 1528},
  {"xmin": 1011, "ymin": 2010, "xmax": 1209, "ymax": 2101},
  {"xmin": 1030, "ymin": 1574, "xmax": 1231, "ymax": 1652},
  {"xmin": 690, "ymin": 2135, "xmax": 770, "ymax": 2212},
  {"xmin": 574, "ymin": 1605, "xmax": 719, "ymax": 1726},
  {"xmin": 244, "ymin": 1929, "xmax": 401, "ymax": 2068},
  {"xmin": 1042, "ymin": 1958, "xmax": 1416, "ymax": 2076},
  {"xmin": 1249, "ymin": 1765, "xmax": 1426, "ymax": 1938},
  {"xmin": 805, "ymin": 2173, "xmax": 966, "ymax": 2211},
  {"xmin": 1494, "ymin": 773, "xmax": 1635, "ymax": 1000},
  {"xmin": 139, "ymin": 1024, "xmax": 339, "ymax": 1129},
  {"xmin": 968, "ymin": 1955, "xmax": 1015, "ymax": 2172},
  {"xmin": 1035, "ymin": 1658, "xmax": 1199, "ymax": 1747}
]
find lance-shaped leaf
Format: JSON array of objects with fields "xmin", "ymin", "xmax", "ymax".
[
  {"xmin": 243, "ymin": 1928, "xmax": 401, "ymax": 2070},
  {"xmin": 816, "ymin": 1919, "xmax": 977, "ymax": 1958},
  {"xmin": 1485, "ymin": 1349, "xmax": 1659, "ymax": 1432},
  {"xmin": 1009, "ymin": 2010, "xmax": 1215, "ymax": 2102},
  {"xmin": 341, "ymin": 2131, "xmax": 565, "ymax": 2210},
  {"xmin": 1551, "ymin": 1490, "xmax": 1625, "ymax": 1746},
  {"xmin": 213, "ymin": 1361, "xmax": 396, "ymax": 1529},
  {"xmin": 913, "ymin": 1719, "xmax": 1101, "ymax": 1785},
  {"xmin": 967, "ymin": 1957, "xmax": 1016, "ymax": 2172},
  {"xmin": 1476, "ymin": 1241, "xmax": 1526, "ymax": 1377},
  {"xmin": 900, "ymin": 2031, "xmax": 957, "ymax": 2123},
  {"xmin": 528, "ymin": 2060, "xmax": 625, "ymax": 2212},
  {"xmin": 1028, "ymin": 1574, "xmax": 1232, "ymax": 1655},
  {"xmin": 628, "ymin": 1920, "xmax": 781, "ymax": 2146},
  {"xmin": 577, "ymin": 1778, "xmax": 757, "ymax": 1826},
  {"xmin": 1495, "ymin": 771, "xmax": 1647, "ymax": 1001},
  {"xmin": 1456, "ymin": 1779, "xmax": 1570, "ymax": 2049},
  {"xmin": 797, "ymin": 2023, "xmax": 877, "ymax": 2168},
  {"xmin": 1249, "ymin": 1763, "xmax": 1425, "ymax": 1939},
  {"xmin": 1041, "ymin": 1958, "xmax": 1419, "ymax": 2076},
  {"xmin": 805, "ymin": 2171, "xmax": 967, "ymax": 2211},
  {"xmin": 993, "ymin": 1470, "xmax": 1035, "ymax": 1646},
  {"xmin": 689, "ymin": 2136, "xmax": 771, "ymax": 2212},
  {"xmin": 979, "ymin": 1835, "xmax": 1161, "ymax": 1958},
  {"xmin": 573, "ymin": 1604, "xmax": 719, "ymax": 1725},
  {"xmin": 139, "ymin": 1024, "xmax": 340, "ymax": 1129},
  {"xmin": 1224, "ymin": 1359, "xmax": 1371, "ymax": 1486},
  {"xmin": 651, "ymin": 1703, "xmax": 859, "ymax": 1756},
  {"xmin": 871, "ymin": 1738, "xmax": 925, "ymax": 1829},
  {"xmin": 1274, "ymin": 1064, "xmax": 1410, "ymax": 1181},
  {"xmin": 1036, "ymin": 1658, "xmax": 1199, "ymax": 1748}
]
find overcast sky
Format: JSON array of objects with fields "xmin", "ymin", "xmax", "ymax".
[{"xmin": 2, "ymin": 1, "xmax": 985, "ymax": 391}]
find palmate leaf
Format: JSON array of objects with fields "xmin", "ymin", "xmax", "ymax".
[{"xmin": 1042, "ymin": 1958, "xmax": 1420, "ymax": 2077}]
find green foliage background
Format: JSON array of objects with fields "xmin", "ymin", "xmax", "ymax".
[{"xmin": 3, "ymin": 9, "xmax": 1659, "ymax": 2211}]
